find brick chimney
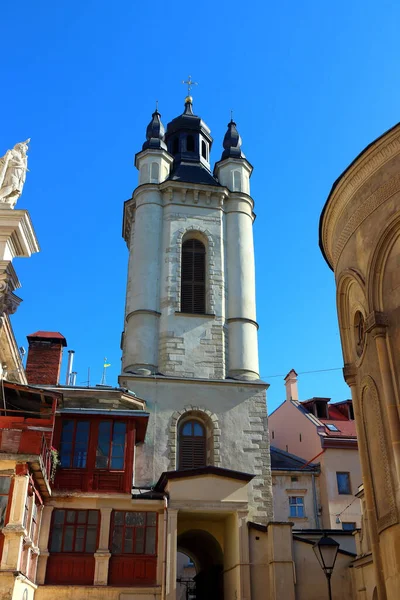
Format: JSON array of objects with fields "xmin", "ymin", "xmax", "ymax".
[
  {"xmin": 284, "ymin": 369, "xmax": 298, "ymax": 401},
  {"xmin": 25, "ymin": 331, "xmax": 67, "ymax": 385}
]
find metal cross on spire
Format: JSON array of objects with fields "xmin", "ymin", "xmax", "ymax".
[{"xmin": 182, "ymin": 75, "xmax": 198, "ymax": 96}]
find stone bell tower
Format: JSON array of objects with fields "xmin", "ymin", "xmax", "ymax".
[{"xmin": 121, "ymin": 96, "xmax": 259, "ymax": 382}]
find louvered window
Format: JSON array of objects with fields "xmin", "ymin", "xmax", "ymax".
[
  {"xmin": 178, "ymin": 421, "xmax": 206, "ymax": 470},
  {"xmin": 181, "ymin": 239, "xmax": 206, "ymax": 314}
]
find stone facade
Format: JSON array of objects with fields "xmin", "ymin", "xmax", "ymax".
[{"xmin": 320, "ymin": 121, "xmax": 400, "ymax": 600}]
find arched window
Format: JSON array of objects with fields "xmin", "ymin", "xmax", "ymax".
[
  {"xmin": 173, "ymin": 138, "xmax": 179, "ymax": 154},
  {"xmin": 186, "ymin": 135, "xmax": 195, "ymax": 152},
  {"xmin": 201, "ymin": 140, "xmax": 207, "ymax": 159},
  {"xmin": 181, "ymin": 239, "xmax": 206, "ymax": 314},
  {"xmin": 179, "ymin": 420, "xmax": 206, "ymax": 470}
]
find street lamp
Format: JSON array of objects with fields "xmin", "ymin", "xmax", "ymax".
[{"xmin": 313, "ymin": 535, "xmax": 340, "ymax": 600}]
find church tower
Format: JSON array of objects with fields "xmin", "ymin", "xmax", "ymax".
[{"xmin": 120, "ymin": 93, "xmax": 272, "ymax": 527}]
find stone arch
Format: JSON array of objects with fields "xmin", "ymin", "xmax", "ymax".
[
  {"xmin": 176, "ymin": 226, "xmax": 217, "ymax": 314},
  {"xmin": 336, "ymin": 269, "xmax": 368, "ymax": 364},
  {"xmin": 360, "ymin": 375, "xmax": 397, "ymax": 532},
  {"xmin": 168, "ymin": 406, "xmax": 221, "ymax": 470},
  {"xmin": 367, "ymin": 210, "xmax": 400, "ymax": 312}
]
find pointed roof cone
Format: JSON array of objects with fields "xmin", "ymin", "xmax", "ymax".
[
  {"xmin": 142, "ymin": 108, "xmax": 167, "ymax": 151},
  {"xmin": 221, "ymin": 119, "xmax": 246, "ymax": 160}
]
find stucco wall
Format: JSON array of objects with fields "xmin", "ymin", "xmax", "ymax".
[
  {"xmin": 120, "ymin": 376, "xmax": 272, "ymax": 523},
  {"xmin": 272, "ymin": 472, "xmax": 319, "ymax": 528}
]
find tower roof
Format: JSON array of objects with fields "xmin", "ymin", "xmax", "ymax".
[
  {"xmin": 142, "ymin": 108, "xmax": 167, "ymax": 151},
  {"xmin": 221, "ymin": 119, "xmax": 246, "ymax": 160},
  {"xmin": 164, "ymin": 98, "xmax": 220, "ymax": 187}
]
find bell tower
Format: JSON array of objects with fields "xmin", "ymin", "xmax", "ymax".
[{"xmin": 122, "ymin": 97, "xmax": 259, "ymax": 381}]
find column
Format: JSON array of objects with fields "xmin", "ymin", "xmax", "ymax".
[
  {"xmin": 343, "ymin": 365, "xmax": 387, "ymax": 600},
  {"xmin": 237, "ymin": 511, "xmax": 251, "ymax": 600},
  {"xmin": 267, "ymin": 522, "xmax": 295, "ymax": 600},
  {"xmin": 94, "ymin": 507, "xmax": 113, "ymax": 585},
  {"xmin": 367, "ymin": 313, "xmax": 400, "ymax": 483},
  {"xmin": 1, "ymin": 473, "xmax": 29, "ymax": 570},
  {"xmin": 225, "ymin": 195, "xmax": 259, "ymax": 380},
  {"xmin": 123, "ymin": 188, "xmax": 163, "ymax": 373},
  {"xmin": 36, "ymin": 505, "xmax": 54, "ymax": 585},
  {"xmin": 165, "ymin": 509, "xmax": 178, "ymax": 600}
]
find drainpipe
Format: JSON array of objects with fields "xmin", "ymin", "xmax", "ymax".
[
  {"xmin": 161, "ymin": 494, "xmax": 168, "ymax": 600},
  {"xmin": 312, "ymin": 473, "xmax": 320, "ymax": 528}
]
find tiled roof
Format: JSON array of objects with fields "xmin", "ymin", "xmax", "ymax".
[{"xmin": 270, "ymin": 446, "xmax": 319, "ymax": 471}]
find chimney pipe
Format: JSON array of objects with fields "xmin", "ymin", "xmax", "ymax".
[
  {"xmin": 71, "ymin": 371, "xmax": 77, "ymax": 386},
  {"xmin": 66, "ymin": 350, "xmax": 75, "ymax": 385},
  {"xmin": 284, "ymin": 369, "xmax": 298, "ymax": 401}
]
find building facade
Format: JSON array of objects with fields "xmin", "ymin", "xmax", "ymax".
[
  {"xmin": 269, "ymin": 369, "xmax": 362, "ymax": 531},
  {"xmin": 319, "ymin": 122, "xmax": 400, "ymax": 600}
]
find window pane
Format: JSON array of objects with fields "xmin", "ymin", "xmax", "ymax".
[
  {"xmin": 61, "ymin": 420, "xmax": 74, "ymax": 441},
  {"xmin": 337, "ymin": 472, "xmax": 351, "ymax": 494},
  {"xmin": 77, "ymin": 511, "xmax": 87, "ymax": 524},
  {"xmin": 63, "ymin": 526, "xmax": 74, "ymax": 552},
  {"xmin": 297, "ymin": 505, "xmax": 304, "ymax": 517},
  {"xmin": 73, "ymin": 422, "xmax": 90, "ymax": 468},
  {"xmin": 96, "ymin": 422, "xmax": 112, "ymax": 468},
  {"xmin": 76, "ymin": 525, "xmax": 85, "ymax": 539},
  {"xmin": 114, "ymin": 511, "xmax": 124, "ymax": 525},
  {"xmin": 60, "ymin": 448, "xmax": 72, "ymax": 468},
  {"xmin": 66, "ymin": 510, "xmax": 76, "ymax": 524},
  {"xmin": 147, "ymin": 513, "xmax": 157, "ymax": 527},
  {"xmin": 53, "ymin": 510, "xmax": 65, "ymax": 525},
  {"xmin": 88, "ymin": 511, "xmax": 98, "ymax": 525},
  {"xmin": 110, "ymin": 457, "xmax": 124, "ymax": 469},
  {"xmin": 126, "ymin": 512, "xmax": 145, "ymax": 526},
  {"xmin": 111, "ymin": 526, "xmax": 123, "ymax": 553},
  {"xmin": 50, "ymin": 526, "xmax": 63, "ymax": 552},
  {"xmin": 135, "ymin": 528, "xmax": 144, "ymax": 554},
  {"xmin": 289, "ymin": 506, "xmax": 296, "ymax": 518},
  {"xmin": 0, "ymin": 497, "xmax": 8, "ymax": 528},
  {"xmin": 193, "ymin": 423, "xmax": 203, "ymax": 436},
  {"xmin": 145, "ymin": 527, "xmax": 156, "ymax": 555},
  {"xmin": 75, "ymin": 537, "xmax": 84, "ymax": 552},
  {"xmin": 86, "ymin": 527, "xmax": 97, "ymax": 553},
  {"xmin": 0, "ymin": 478, "xmax": 10, "ymax": 494},
  {"xmin": 124, "ymin": 527, "xmax": 133, "ymax": 553},
  {"xmin": 182, "ymin": 422, "xmax": 192, "ymax": 435}
]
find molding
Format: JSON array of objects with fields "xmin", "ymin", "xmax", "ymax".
[
  {"xmin": 320, "ymin": 123, "xmax": 400, "ymax": 268},
  {"xmin": 125, "ymin": 309, "xmax": 161, "ymax": 321},
  {"xmin": 227, "ymin": 317, "xmax": 259, "ymax": 330}
]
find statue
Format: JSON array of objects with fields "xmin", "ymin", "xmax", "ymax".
[{"xmin": 0, "ymin": 139, "xmax": 30, "ymax": 208}]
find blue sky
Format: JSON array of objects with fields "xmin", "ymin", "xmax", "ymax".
[{"xmin": 2, "ymin": 1, "xmax": 399, "ymax": 412}]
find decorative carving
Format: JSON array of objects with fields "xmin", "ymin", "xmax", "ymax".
[
  {"xmin": 0, "ymin": 139, "xmax": 30, "ymax": 208},
  {"xmin": 354, "ymin": 311, "xmax": 366, "ymax": 358},
  {"xmin": 321, "ymin": 127, "xmax": 400, "ymax": 266},
  {"xmin": 0, "ymin": 267, "xmax": 21, "ymax": 317},
  {"xmin": 360, "ymin": 376, "xmax": 398, "ymax": 533},
  {"xmin": 366, "ymin": 311, "xmax": 389, "ymax": 334},
  {"xmin": 167, "ymin": 406, "xmax": 221, "ymax": 469},
  {"xmin": 333, "ymin": 173, "xmax": 400, "ymax": 265}
]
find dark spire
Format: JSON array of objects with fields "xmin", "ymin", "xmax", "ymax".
[
  {"xmin": 221, "ymin": 119, "xmax": 245, "ymax": 160},
  {"xmin": 142, "ymin": 106, "xmax": 167, "ymax": 151}
]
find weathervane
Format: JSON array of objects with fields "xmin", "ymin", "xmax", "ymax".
[{"xmin": 182, "ymin": 75, "xmax": 198, "ymax": 96}]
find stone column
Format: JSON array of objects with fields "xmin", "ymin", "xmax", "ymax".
[
  {"xmin": 94, "ymin": 507, "xmax": 113, "ymax": 585},
  {"xmin": 225, "ymin": 195, "xmax": 259, "ymax": 380},
  {"xmin": 367, "ymin": 312, "xmax": 400, "ymax": 484},
  {"xmin": 266, "ymin": 522, "xmax": 295, "ymax": 600},
  {"xmin": 123, "ymin": 187, "xmax": 163, "ymax": 374},
  {"xmin": 36, "ymin": 505, "xmax": 54, "ymax": 585},
  {"xmin": 344, "ymin": 365, "xmax": 387, "ymax": 600},
  {"xmin": 1, "ymin": 473, "xmax": 29, "ymax": 570},
  {"xmin": 237, "ymin": 511, "xmax": 251, "ymax": 600},
  {"xmin": 165, "ymin": 509, "xmax": 178, "ymax": 600}
]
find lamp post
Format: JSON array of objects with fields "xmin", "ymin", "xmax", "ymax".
[{"xmin": 313, "ymin": 535, "xmax": 340, "ymax": 600}]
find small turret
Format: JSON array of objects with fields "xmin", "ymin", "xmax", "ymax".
[
  {"xmin": 214, "ymin": 119, "xmax": 253, "ymax": 194},
  {"xmin": 135, "ymin": 106, "xmax": 173, "ymax": 185}
]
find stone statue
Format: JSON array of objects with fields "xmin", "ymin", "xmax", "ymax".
[{"xmin": 0, "ymin": 139, "xmax": 30, "ymax": 208}]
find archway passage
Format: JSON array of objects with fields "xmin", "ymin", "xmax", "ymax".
[{"xmin": 177, "ymin": 529, "xmax": 224, "ymax": 600}]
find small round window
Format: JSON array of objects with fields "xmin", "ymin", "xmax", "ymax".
[{"xmin": 354, "ymin": 311, "xmax": 366, "ymax": 358}]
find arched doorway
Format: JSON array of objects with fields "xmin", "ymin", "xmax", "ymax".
[{"xmin": 177, "ymin": 529, "xmax": 224, "ymax": 600}]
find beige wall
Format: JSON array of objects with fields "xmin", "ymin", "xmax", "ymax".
[
  {"xmin": 272, "ymin": 472, "xmax": 320, "ymax": 528},
  {"xmin": 319, "ymin": 449, "xmax": 362, "ymax": 529}
]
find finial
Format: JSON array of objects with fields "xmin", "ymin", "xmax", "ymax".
[
  {"xmin": 230, "ymin": 109, "xmax": 234, "ymax": 122},
  {"xmin": 155, "ymin": 99, "xmax": 159, "ymax": 112},
  {"xmin": 182, "ymin": 75, "xmax": 198, "ymax": 99}
]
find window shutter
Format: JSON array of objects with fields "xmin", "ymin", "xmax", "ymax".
[
  {"xmin": 178, "ymin": 421, "xmax": 206, "ymax": 470},
  {"xmin": 181, "ymin": 239, "xmax": 206, "ymax": 314}
]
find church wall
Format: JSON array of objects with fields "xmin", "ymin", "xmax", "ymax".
[{"xmin": 120, "ymin": 376, "xmax": 273, "ymax": 523}]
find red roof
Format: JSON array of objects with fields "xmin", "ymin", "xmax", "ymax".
[{"xmin": 27, "ymin": 331, "xmax": 67, "ymax": 346}]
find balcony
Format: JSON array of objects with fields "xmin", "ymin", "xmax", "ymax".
[{"xmin": 0, "ymin": 381, "xmax": 61, "ymax": 497}]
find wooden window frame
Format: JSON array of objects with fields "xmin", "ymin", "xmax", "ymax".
[
  {"xmin": 110, "ymin": 511, "xmax": 158, "ymax": 556},
  {"xmin": 95, "ymin": 420, "xmax": 127, "ymax": 471},
  {"xmin": 59, "ymin": 419, "xmax": 90, "ymax": 469},
  {"xmin": 49, "ymin": 509, "xmax": 100, "ymax": 554},
  {"xmin": 181, "ymin": 239, "xmax": 206, "ymax": 314},
  {"xmin": 178, "ymin": 420, "xmax": 207, "ymax": 470}
]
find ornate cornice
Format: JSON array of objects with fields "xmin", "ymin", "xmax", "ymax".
[{"xmin": 320, "ymin": 123, "xmax": 400, "ymax": 269}]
